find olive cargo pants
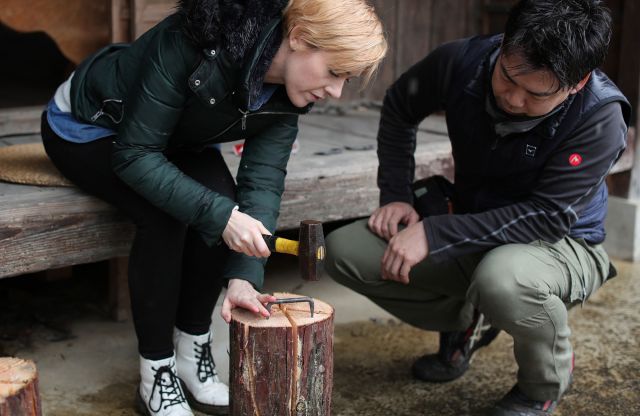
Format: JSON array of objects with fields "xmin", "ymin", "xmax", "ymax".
[{"xmin": 325, "ymin": 218, "xmax": 611, "ymax": 401}]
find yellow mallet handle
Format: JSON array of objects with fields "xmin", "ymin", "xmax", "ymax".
[
  {"xmin": 262, "ymin": 235, "xmax": 299, "ymax": 256},
  {"xmin": 274, "ymin": 238, "xmax": 299, "ymax": 256}
]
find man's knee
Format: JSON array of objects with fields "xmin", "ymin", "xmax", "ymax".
[
  {"xmin": 468, "ymin": 244, "xmax": 542, "ymax": 323},
  {"xmin": 325, "ymin": 219, "xmax": 384, "ymax": 288}
]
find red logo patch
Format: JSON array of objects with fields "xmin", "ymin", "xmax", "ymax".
[{"xmin": 569, "ymin": 153, "xmax": 582, "ymax": 166}]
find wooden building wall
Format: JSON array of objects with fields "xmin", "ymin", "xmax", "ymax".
[
  {"xmin": 341, "ymin": 0, "xmax": 483, "ymax": 102},
  {"xmin": 1, "ymin": 0, "xmax": 636, "ymax": 108},
  {"xmin": 342, "ymin": 0, "xmax": 636, "ymax": 106}
]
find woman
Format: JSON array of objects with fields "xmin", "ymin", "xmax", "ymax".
[{"xmin": 41, "ymin": 0, "xmax": 386, "ymax": 415}]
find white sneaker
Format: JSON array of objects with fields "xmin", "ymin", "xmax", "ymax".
[
  {"xmin": 174, "ymin": 328, "xmax": 229, "ymax": 415},
  {"xmin": 137, "ymin": 354, "xmax": 193, "ymax": 416}
]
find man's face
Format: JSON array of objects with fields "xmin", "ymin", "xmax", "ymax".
[{"xmin": 491, "ymin": 52, "xmax": 576, "ymax": 118}]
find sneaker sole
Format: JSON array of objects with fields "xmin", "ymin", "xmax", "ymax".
[
  {"xmin": 411, "ymin": 353, "xmax": 470, "ymax": 382},
  {"xmin": 179, "ymin": 379, "xmax": 229, "ymax": 415},
  {"xmin": 135, "ymin": 388, "xmax": 151, "ymax": 416}
]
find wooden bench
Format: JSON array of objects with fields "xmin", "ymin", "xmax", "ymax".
[
  {"xmin": 0, "ymin": 107, "xmax": 454, "ymax": 320},
  {"xmin": 2, "ymin": 106, "xmax": 633, "ymax": 319}
]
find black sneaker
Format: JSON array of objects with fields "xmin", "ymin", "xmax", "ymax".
[
  {"xmin": 412, "ymin": 311, "xmax": 500, "ymax": 382},
  {"xmin": 488, "ymin": 354, "xmax": 574, "ymax": 415},
  {"xmin": 487, "ymin": 385, "xmax": 559, "ymax": 415}
]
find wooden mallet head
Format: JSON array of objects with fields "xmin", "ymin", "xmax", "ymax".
[{"xmin": 298, "ymin": 220, "xmax": 325, "ymax": 281}]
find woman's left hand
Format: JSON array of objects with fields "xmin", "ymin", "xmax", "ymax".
[{"xmin": 221, "ymin": 279, "xmax": 277, "ymax": 323}]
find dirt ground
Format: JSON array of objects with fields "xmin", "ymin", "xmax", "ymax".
[
  {"xmin": 331, "ymin": 260, "xmax": 640, "ymax": 416},
  {"xmin": 0, "ymin": 258, "xmax": 638, "ymax": 415}
]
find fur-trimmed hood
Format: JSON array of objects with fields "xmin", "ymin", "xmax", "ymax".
[{"xmin": 177, "ymin": 0, "xmax": 289, "ymax": 62}]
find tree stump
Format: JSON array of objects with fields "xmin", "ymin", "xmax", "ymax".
[
  {"xmin": 0, "ymin": 357, "xmax": 42, "ymax": 416},
  {"xmin": 230, "ymin": 293, "xmax": 334, "ymax": 416}
]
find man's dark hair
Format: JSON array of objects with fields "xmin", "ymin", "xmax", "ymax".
[{"xmin": 502, "ymin": 0, "xmax": 612, "ymax": 89}]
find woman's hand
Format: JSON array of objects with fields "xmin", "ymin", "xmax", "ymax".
[
  {"xmin": 222, "ymin": 209, "xmax": 271, "ymax": 257},
  {"xmin": 221, "ymin": 279, "xmax": 277, "ymax": 323},
  {"xmin": 368, "ymin": 202, "xmax": 420, "ymax": 241}
]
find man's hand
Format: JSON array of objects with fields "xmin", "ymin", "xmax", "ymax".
[
  {"xmin": 368, "ymin": 202, "xmax": 420, "ymax": 241},
  {"xmin": 221, "ymin": 279, "xmax": 277, "ymax": 323},
  {"xmin": 381, "ymin": 221, "xmax": 429, "ymax": 284},
  {"xmin": 222, "ymin": 209, "xmax": 271, "ymax": 258}
]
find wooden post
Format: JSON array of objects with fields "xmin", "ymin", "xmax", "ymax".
[
  {"xmin": 0, "ymin": 357, "xmax": 42, "ymax": 416},
  {"xmin": 108, "ymin": 256, "xmax": 130, "ymax": 322},
  {"xmin": 229, "ymin": 293, "xmax": 334, "ymax": 416}
]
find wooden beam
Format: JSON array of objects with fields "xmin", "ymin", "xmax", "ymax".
[
  {"xmin": 615, "ymin": 0, "xmax": 640, "ymax": 198},
  {"xmin": 110, "ymin": 0, "xmax": 131, "ymax": 43},
  {"xmin": 108, "ymin": 256, "xmax": 130, "ymax": 321}
]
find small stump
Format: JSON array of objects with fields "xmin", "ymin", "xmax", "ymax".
[
  {"xmin": 230, "ymin": 293, "xmax": 334, "ymax": 416},
  {"xmin": 0, "ymin": 357, "xmax": 42, "ymax": 416}
]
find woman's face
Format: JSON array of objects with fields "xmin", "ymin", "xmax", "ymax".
[{"xmin": 282, "ymin": 46, "xmax": 352, "ymax": 108}]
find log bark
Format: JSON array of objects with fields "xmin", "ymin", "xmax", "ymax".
[
  {"xmin": 230, "ymin": 293, "xmax": 334, "ymax": 416},
  {"xmin": 0, "ymin": 357, "xmax": 41, "ymax": 416}
]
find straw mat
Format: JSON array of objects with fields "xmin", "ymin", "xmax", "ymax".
[{"xmin": 0, "ymin": 143, "xmax": 74, "ymax": 187}]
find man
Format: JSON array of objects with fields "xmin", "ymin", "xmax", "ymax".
[{"xmin": 325, "ymin": 1, "xmax": 630, "ymax": 415}]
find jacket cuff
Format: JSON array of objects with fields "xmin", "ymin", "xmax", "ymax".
[
  {"xmin": 199, "ymin": 198, "xmax": 237, "ymax": 247},
  {"xmin": 222, "ymin": 252, "xmax": 266, "ymax": 290},
  {"xmin": 423, "ymin": 217, "xmax": 445, "ymax": 263},
  {"xmin": 380, "ymin": 193, "xmax": 414, "ymax": 207}
]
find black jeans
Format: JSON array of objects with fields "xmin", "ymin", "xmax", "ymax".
[{"xmin": 41, "ymin": 113, "xmax": 234, "ymax": 359}]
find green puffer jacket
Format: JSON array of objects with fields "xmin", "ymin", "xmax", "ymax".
[{"xmin": 69, "ymin": 13, "xmax": 309, "ymax": 289}]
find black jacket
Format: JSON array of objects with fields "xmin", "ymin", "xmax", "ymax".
[{"xmin": 377, "ymin": 35, "xmax": 631, "ymax": 263}]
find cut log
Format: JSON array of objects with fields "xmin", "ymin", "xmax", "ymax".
[
  {"xmin": 0, "ymin": 357, "xmax": 41, "ymax": 416},
  {"xmin": 230, "ymin": 293, "xmax": 334, "ymax": 416}
]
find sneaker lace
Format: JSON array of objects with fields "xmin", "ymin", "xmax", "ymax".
[
  {"xmin": 467, "ymin": 311, "xmax": 491, "ymax": 351},
  {"xmin": 194, "ymin": 335, "xmax": 218, "ymax": 383},
  {"xmin": 149, "ymin": 363, "xmax": 187, "ymax": 412}
]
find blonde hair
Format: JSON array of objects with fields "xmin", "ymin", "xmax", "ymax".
[{"xmin": 282, "ymin": 0, "xmax": 388, "ymax": 87}]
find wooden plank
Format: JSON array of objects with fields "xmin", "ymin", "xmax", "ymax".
[
  {"xmin": 602, "ymin": 0, "xmax": 624, "ymax": 84},
  {"xmin": 0, "ymin": 107, "xmax": 42, "ymax": 137},
  {"xmin": 0, "ymin": 188, "xmax": 134, "ymax": 278},
  {"xmin": 430, "ymin": 0, "xmax": 481, "ymax": 48},
  {"xmin": 610, "ymin": 127, "xmax": 636, "ymax": 175},
  {"xmin": 365, "ymin": 0, "xmax": 399, "ymax": 102},
  {"xmin": 110, "ymin": 0, "xmax": 131, "ymax": 43},
  {"xmin": 396, "ymin": 0, "xmax": 433, "ymax": 76},
  {"xmin": 131, "ymin": 0, "xmax": 174, "ymax": 40},
  {"xmin": 614, "ymin": 0, "xmax": 640, "ymax": 197},
  {"xmin": 339, "ymin": 0, "xmax": 399, "ymax": 103}
]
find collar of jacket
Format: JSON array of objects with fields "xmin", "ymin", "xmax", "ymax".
[
  {"xmin": 178, "ymin": 0, "xmax": 288, "ymax": 60},
  {"xmin": 234, "ymin": 17, "xmax": 313, "ymax": 114},
  {"xmin": 232, "ymin": 16, "xmax": 312, "ymax": 113},
  {"xmin": 463, "ymin": 34, "xmax": 572, "ymax": 141}
]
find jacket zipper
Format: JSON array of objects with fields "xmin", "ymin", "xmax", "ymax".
[
  {"xmin": 239, "ymin": 109, "xmax": 248, "ymax": 130},
  {"xmin": 204, "ymin": 108, "xmax": 299, "ymax": 143},
  {"xmin": 238, "ymin": 109, "xmax": 299, "ymax": 131}
]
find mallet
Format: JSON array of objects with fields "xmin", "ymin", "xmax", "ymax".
[{"xmin": 262, "ymin": 220, "xmax": 325, "ymax": 281}]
